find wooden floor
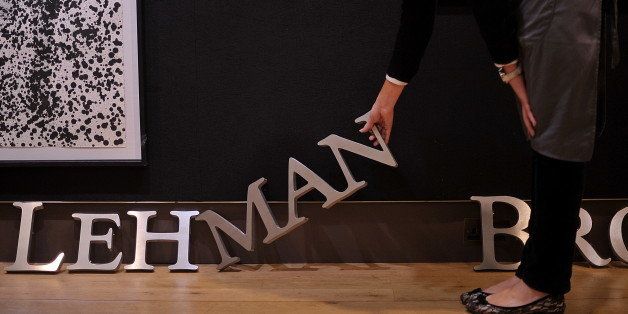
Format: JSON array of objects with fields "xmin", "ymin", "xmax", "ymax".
[{"xmin": 0, "ymin": 263, "xmax": 626, "ymax": 313}]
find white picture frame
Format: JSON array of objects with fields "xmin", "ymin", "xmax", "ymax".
[{"xmin": 0, "ymin": 0, "xmax": 145, "ymax": 165}]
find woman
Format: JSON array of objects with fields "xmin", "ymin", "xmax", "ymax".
[{"xmin": 360, "ymin": 0, "xmax": 619, "ymax": 313}]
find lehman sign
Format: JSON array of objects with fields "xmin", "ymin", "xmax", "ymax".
[
  {"xmin": 3, "ymin": 114, "xmax": 628, "ymax": 274},
  {"xmin": 6, "ymin": 114, "xmax": 397, "ymax": 273}
]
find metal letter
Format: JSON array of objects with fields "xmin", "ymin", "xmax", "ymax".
[
  {"xmin": 196, "ymin": 113, "xmax": 400, "ymax": 270},
  {"xmin": 5, "ymin": 202, "xmax": 65, "ymax": 273},
  {"xmin": 575, "ymin": 208, "xmax": 611, "ymax": 267},
  {"xmin": 197, "ymin": 178, "xmax": 302, "ymax": 270},
  {"xmin": 610, "ymin": 207, "xmax": 628, "ymax": 263},
  {"xmin": 124, "ymin": 211, "xmax": 199, "ymax": 271},
  {"xmin": 282, "ymin": 113, "xmax": 399, "ymax": 240},
  {"xmin": 472, "ymin": 196, "xmax": 530, "ymax": 271},
  {"xmin": 287, "ymin": 157, "xmax": 345, "ymax": 220},
  {"xmin": 316, "ymin": 112, "xmax": 398, "ymax": 209},
  {"xmin": 67, "ymin": 214, "xmax": 122, "ymax": 272}
]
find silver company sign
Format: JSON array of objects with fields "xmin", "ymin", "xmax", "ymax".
[
  {"xmin": 6, "ymin": 114, "xmax": 398, "ymax": 273},
  {"xmin": 4, "ymin": 114, "xmax": 628, "ymax": 273}
]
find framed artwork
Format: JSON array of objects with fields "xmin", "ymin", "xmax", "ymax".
[{"xmin": 0, "ymin": 0, "xmax": 145, "ymax": 165}]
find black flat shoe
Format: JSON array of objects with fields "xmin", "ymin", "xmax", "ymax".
[
  {"xmin": 467, "ymin": 293, "xmax": 565, "ymax": 314},
  {"xmin": 460, "ymin": 288, "xmax": 490, "ymax": 305}
]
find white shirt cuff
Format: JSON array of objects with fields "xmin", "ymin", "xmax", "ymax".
[
  {"xmin": 494, "ymin": 59, "xmax": 519, "ymax": 68},
  {"xmin": 385, "ymin": 74, "xmax": 408, "ymax": 86}
]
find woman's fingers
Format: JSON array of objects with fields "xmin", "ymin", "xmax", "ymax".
[
  {"xmin": 525, "ymin": 104, "xmax": 536, "ymax": 137},
  {"xmin": 359, "ymin": 110, "xmax": 380, "ymax": 133},
  {"xmin": 524, "ymin": 120, "xmax": 533, "ymax": 139},
  {"xmin": 359, "ymin": 118, "xmax": 375, "ymax": 133},
  {"xmin": 359, "ymin": 107, "xmax": 394, "ymax": 146},
  {"xmin": 526, "ymin": 106, "xmax": 537, "ymax": 127},
  {"xmin": 527, "ymin": 111, "xmax": 537, "ymax": 135},
  {"xmin": 527, "ymin": 124, "xmax": 535, "ymax": 138},
  {"xmin": 384, "ymin": 119, "xmax": 392, "ymax": 144},
  {"xmin": 366, "ymin": 121, "xmax": 381, "ymax": 146},
  {"xmin": 367, "ymin": 124, "xmax": 384, "ymax": 147},
  {"xmin": 528, "ymin": 109, "xmax": 536, "ymax": 127},
  {"xmin": 378, "ymin": 125, "xmax": 390, "ymax": 144},
  {"xmin": 522, "ymin": 107, "xmax": 535, "ymax": 138},
  {"xmin": 517, "ymin": 102, "xmax": 536, "ymax": 138}
]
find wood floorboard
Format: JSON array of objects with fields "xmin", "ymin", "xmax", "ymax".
[{"xmin": 0, "ymin": 263, "xmax": 625, "ymax": 313}]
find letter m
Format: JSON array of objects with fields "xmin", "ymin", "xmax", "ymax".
[{"xmin": 196, "ymin": 178, "xmax": 302, "ymax": 270}]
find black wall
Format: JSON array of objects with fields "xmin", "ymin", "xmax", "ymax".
[{"xmin": 1, "ymin": 1, "xmax": 627, "ymax": 201}]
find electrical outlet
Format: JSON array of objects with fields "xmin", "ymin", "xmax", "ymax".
[{"xmin": 463, "ymin": 218, "xmax": 481, "ymax": 244}]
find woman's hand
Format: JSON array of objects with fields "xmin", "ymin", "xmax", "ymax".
[
  {"xmin": 360, "ymin": 79, "xmax": 405, "ymax": 146},
  {"xmin": 504, "ymin": 63, "xmax": 537, "ymax": 138},
  {"xmin": 518, "ymin": 99, "xmax": 537, "ymax": 139}
]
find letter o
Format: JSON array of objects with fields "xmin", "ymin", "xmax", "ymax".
[{"xmin": 610, "ymin": 207, "xmax": 628, "ymax": 263}]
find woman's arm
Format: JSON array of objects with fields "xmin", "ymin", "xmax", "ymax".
[
  {"xmin": 471, "ymin": 0, "xmax": 519, "ymax": 65},
  {"xmin": 472, "ymin": 0, "xmax": 537, "ymax": 138},
  {"xmin": 386, "ymin": 0, "xmax": 438, "ymax": 84},
  {"xmin": 360, "ymin": 0, "xmax": 438, "ymax": 146},
  {"xmin": 502, "ymin": 63, "xmax": 537, "ymax": 138},
  {"xmin": 361, "ymin": 0, "xmax": 536, "ymax": 146}
]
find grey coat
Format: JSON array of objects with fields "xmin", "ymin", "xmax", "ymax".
[{"xmin": 518, "ymin": 0, "xmax": 619, "ymax": 162}]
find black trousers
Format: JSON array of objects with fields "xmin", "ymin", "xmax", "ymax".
[{"xmin": 515, "ymin": 151, "xmax": 586, "ymax": 295}]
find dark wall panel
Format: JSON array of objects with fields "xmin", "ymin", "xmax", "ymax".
[{"xmin": 0, "ymin": 1, "xmax": 626, "ymax": 201}]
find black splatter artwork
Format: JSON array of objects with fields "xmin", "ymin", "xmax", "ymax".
[{"xmin": 0, "ymin": 0, "xmax": 126, "ymax": 148}]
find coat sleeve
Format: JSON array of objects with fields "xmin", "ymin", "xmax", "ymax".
[
  {"xmin": 386, "ymin": 0, "xmax": 438, "ymax": 84},
  {"xmin": 471, "ymin": 0, "xmax": 520, "ymax": 65}
]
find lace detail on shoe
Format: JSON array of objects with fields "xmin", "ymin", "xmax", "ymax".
[
  {"xmin": 461, "ymin": 288, "xmax": 489, "ymax": 306},
  {"xmin": 467, "ymin": 294, "xmax": 566, "ymax": 313}
]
